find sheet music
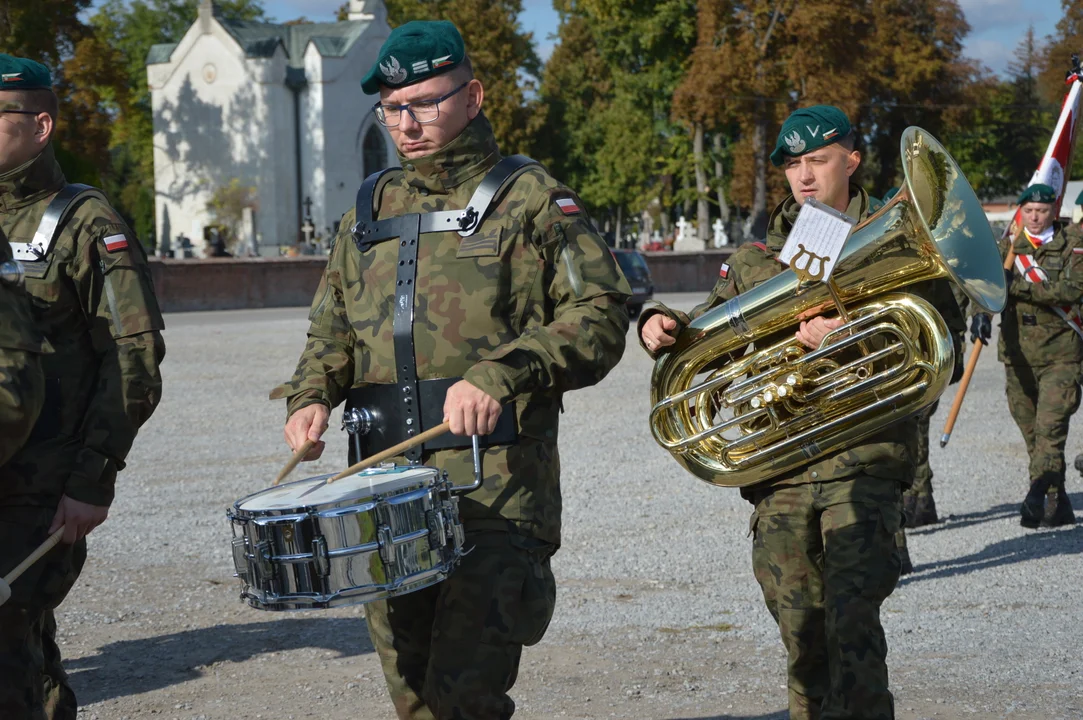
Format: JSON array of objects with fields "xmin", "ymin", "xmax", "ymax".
[{"xmin": 778, "ymin": 198, "xmax": 857, "ymax": 283}]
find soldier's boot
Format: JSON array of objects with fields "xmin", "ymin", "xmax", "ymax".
[
  {"xmin": 908, "ymin": 494, "xmax": 938, "ymax": 527},
  {"xmin": 1075, "ymin": 453, "xmax": 1083, "ymax": 477},
  {"xmin": 1021, "ymin": 475, "xmax": 1053, "ymax": 529},
  {"xmin": 1042, "ymin": 484, "xmax": 1076, "ymax": 528}
]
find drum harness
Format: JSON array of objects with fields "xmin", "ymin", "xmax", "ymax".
[{"xmin": 344, "ymin": 155, "xmax": 538, "ymax": 488}]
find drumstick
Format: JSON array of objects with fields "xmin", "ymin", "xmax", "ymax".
[
  {"xmin": 0, "ymin": 527, "xmax": 64, "ymax": 607},
  {"xmin": 328, "ymin": 421, "xmax": 451, "ymax": 483},
  {"xmin": 273, "ymin": 439, "xmax": 316, "ymax": 486}
]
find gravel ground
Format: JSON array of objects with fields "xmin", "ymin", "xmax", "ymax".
[{"xmin": 58, "ymin": 292, "xmax": 1082, "ymax": 720}]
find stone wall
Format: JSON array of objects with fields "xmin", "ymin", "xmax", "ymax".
[
  {"xmin": 148, "ymin": 249, "xmax": 740, "ymax": 313},
  {"xmin": 642, "ymin": 249, "xmax": 736, "ymax": 294},
  {"xmin": 148, "ymin": 257, "xmax": 326, "ymax": 313}
]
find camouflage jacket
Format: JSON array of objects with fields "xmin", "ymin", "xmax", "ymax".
[
  {"xmin": 272, "ymin": 115, "xmax": 630, "ymax": 545},
  {"xmin": 998, "ymin": 225, "xmax": 1083, "ymax": 366},
  {"xmin": 0, "ymin": 146, "xmax": 166, "ymax": 507},
  {"xmin": 0, "ymin": 232, "xmax": 48, "ymax": 465},
  {"xmin": 640, "ymin": 187, "xmax": 965, "ymax": 491}
]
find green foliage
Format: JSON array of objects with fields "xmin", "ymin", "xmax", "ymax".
[{"xmin": 206, "ymin": 177, "xmax": 258, "ymax": 245}]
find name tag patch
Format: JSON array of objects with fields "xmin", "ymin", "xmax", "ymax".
[{"xmin": 103, "ymin": 234, "xmax": 129, "ymax": 252}]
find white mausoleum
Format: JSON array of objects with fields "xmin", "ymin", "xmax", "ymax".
[{"xmin": 147, "ymin": 0, "xmax": 395, "ymax": 256}]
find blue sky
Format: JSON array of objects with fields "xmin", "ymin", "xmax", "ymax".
[{"xmin": 91, "ymin": 0, "xmax": 1064, "ymax": 78}]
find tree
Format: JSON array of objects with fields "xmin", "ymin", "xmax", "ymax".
[
  {"xmin": 1040, "ymin": 0, "xmax": 1083, "ymax": 180},
  {"xmin": 538, "ymin": 0, "xmax": 696, "ymax": 243}
]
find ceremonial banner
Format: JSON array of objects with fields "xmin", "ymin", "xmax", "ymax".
[{"xmin": 1010, "ymin": 63, "xmax": 1083, "ymax": 237}]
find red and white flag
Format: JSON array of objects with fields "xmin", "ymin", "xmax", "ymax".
[{"xmin": 1010, "ymin": 65, "xmax": 1083, "ymax": 237}]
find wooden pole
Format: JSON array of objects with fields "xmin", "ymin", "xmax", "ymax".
[
  {"xmin": 328, "ymin": 421, "xmax": 451, "ymax": 483},
  {"xmin": 940, "ymin": 248, "xmax": 1016, "ymax": 447}
]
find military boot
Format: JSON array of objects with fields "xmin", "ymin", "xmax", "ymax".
[
  {"xmin": 1042, "ymin": 484, "xmax": 1076, "ymax": 528},
  {"xmin": 1075, "ymin": 453, "xmax": 1083, "ymax": 477},
  {"xmin": 907, "ymin": 494, "xmax": 938, "ymax": 527},
  {"xmin": 1021, "ymin": 475, "xmax": 1053, "ymax": 529}
]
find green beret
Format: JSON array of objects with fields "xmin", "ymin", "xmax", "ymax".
[
  {"xmin": 361, "ymin": 21, "xmax": 466, "ymax": 95},
  {"xmin": 0, "ymin": 54, "xmax": 51, "ymax": 92},
  {"xmin": 770, "ymin": 105, "xmax": 853, "ymax": 167},
  {"xmin": 1018, "ymin": 183, "xmax": 1056, "ymax": 205},
  {"xmin": 881, "ymin": 187, "xmax": 900, "ymax": 203},
  {"xmin": 1075, "ymin": 188, "xmax": 1083, "ymax": 206}
]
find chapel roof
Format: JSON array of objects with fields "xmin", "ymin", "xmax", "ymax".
[{"xmin": 146, "ymin": 18, "xmax": 370, "ymax": 68}]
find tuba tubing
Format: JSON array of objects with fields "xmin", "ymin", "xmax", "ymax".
[{"xmin": 648, "ymin": 127, "xmax": 1007, "ymax": 488}]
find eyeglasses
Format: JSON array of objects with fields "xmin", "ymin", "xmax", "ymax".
[{"xmin": 372, "ymin": 82, "xmax": 469, "ymax": 128}]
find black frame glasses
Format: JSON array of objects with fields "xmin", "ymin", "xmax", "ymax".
[
  {"xmin": 372, "ymin": 81, "xmax": 470, "ymax": 128},
  {"xmin": 0, "ymin": 110, "xmax": 42, "ymax": 117}
]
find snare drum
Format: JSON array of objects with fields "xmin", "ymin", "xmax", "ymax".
[{"xmin": 228, "ymin": 464, "xmax": 465, "ymax": 611}]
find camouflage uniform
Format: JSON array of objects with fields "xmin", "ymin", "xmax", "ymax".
[
  {"xmin": 272, "ymin": 114, "xmax": 630, "ymax": 719},
  {"xmin": 998, "ymin": 225, "xmax": 1083, "ymax": 525},
  {"xmin": 0, "ymin": 232, "xmax": 48, "ymax": 466},
  {"xmin": 0, "ymin": 144, "xmax": 166, "ymax": 719},
  {"xmin": 641, "ymin": 186, "xmax": 965, "ymax": 720}
]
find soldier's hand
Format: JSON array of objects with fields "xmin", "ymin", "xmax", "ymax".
[
  {"xmin": 284, "ymin": 403, "xmax": 330, "ymax": 460},
  {"xmin": 641, "ymin": 314, "xmax": 678, "ymax": 353},
  {"xmin": 49, "ymin": 495, "xmax": 109, "ymax": 544},
  {"xmin": 796, "ymin": 316, "xmax": 845, "ymax": 350},
  {"xmin": 970, "ymin": 313, "xmax": 992, "ymax": 345},
  {"xmin": 444, "ymin": 380, "xmax": 501, "ymax": 436}
]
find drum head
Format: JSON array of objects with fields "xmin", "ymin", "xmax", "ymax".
[{"xmin": 237, "ymin": 465, "xmax": 438, "ymax": 512}]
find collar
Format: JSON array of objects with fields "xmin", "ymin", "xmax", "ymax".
[
  {"xmin": 398, "ymin": 113, "xmax": 501, "ymax": 194},
  {"xmin": 1024, "ymin": 227, "xmax": 1055, "ymax": 247},
  {"xmin": 1014, "ymin": 225, "xmax": 1065, "ymax": 255},
  {"xmin": 0, "ymin": 145, "xmax": 65, "ymax": 213},
  {"xmin": 766, "ymin": 185, "xmax": 869, "ymax": 252}
]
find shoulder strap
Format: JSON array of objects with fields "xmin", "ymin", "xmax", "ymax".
[
  {"xmin": 457, "ymin": 155, "xmax": 538, "ymax": 238},
  {"xmin": 750, "ymin": 241, "xmax": 767, "ymax": 252},
  {"xmin": 12, "ymin": 184, "xmax": 110, "ymax": 262}
]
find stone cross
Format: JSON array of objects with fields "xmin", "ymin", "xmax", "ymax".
[
  {"xmin": 676, "ymin": 216, "xmax": 690, "ymax": 243},
  {"xmin": 301, "ymin": 219, "xmax": 316, "ymax": 246},
  {"xmin": 303, "ymin": 195, "xmax": 314, "ymax": 220},
  {"xmin": 712, "ymin": 217, "xmax": 729, "ymax": 248}
]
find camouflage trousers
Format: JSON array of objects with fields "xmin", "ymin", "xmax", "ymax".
[
  {"xmin": 749, "ymin": 477, "xmax": 903, "ymax": 720},
  {"xmin": 0, "ymin": 505, "xmax": 85, "ymax": 720},
  {"xmin": 364, "ymin": 530, "xmax": 557, "ymax": 720},
  {"xmin": 1004, "ymin": 362, "xmax": 1081, "ymax": 484},
  {"xmin": 903, "ymin": 401, "xmax": 937, "ymax": 499}
]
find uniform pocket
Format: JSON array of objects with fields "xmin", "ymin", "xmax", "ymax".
[{"xmin": 456, "ymin": 225, "xmax": 504, "ymax": 258}]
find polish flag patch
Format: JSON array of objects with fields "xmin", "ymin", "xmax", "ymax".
[
  {"xmin": 555, "ymin": 197, "xmax": 581, "ymax": 215},
  {"xmin": 719, "ymin": 262, "xmax": 730, "ymax": 279},
  {"xmin": 1073, "ymin": 248, "xmax": 1083, "ymax": 254},
  {"xmin": 103, "ymin": 234, "xmax": 129, "ymax": 252}
]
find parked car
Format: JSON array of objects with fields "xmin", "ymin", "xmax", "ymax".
[{"xmin": 610, "ymin": 248, "xmax": 654, "ymax": 319}]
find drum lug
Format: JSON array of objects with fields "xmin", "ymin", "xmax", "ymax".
[
  {"xmin": 254, "ymin": 540, "xmax": 275, "ymax": 581},
  {"xmin": 313, "ymin": 536, "xmax": 330, "ymax": 577},
  {"xmin": 230, "ymin": 537, "xmax": 250, "ymax": 582},
  {"xmin": 377, "ymin": 524, "xmax": 397, "ymax": 567},
  {"xmin": 426, "ymin": 509, "xmax": 446, "ymax": 548}
]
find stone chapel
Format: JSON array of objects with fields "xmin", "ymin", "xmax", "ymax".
[{"xmin": 147, "ymin": 0, "xmax": 394, "ymax": 256}]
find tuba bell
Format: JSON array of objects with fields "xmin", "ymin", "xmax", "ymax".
[{"xmin": 648, "ymin": 127, "xmax": 1007, "ymax": 488}]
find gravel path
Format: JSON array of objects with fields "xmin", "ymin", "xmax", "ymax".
[{"xmin": 59, "ymin": 293, "xmax": 1082, "ymax": 720}]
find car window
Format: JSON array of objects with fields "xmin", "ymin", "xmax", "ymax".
[{"xmin": 614, "ymin": 252, "xmax": 650, "ymax": 281}]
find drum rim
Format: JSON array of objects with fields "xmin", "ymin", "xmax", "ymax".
[{"xmin": 230, "ymin": 465, "xmax": 441, "ymax": 518}]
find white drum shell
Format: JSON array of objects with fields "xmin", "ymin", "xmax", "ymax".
[{"xmin": 228, "ymin": 466, "xmax": 464, "ymax": 611}]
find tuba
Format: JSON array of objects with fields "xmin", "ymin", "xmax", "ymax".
[{"xmin": 649, "ymin": 127, "xmax": 1007, "ymax": 488}]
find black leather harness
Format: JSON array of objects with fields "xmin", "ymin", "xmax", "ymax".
[{"xmin": 346, "ymin": 155, "xmax": 537, "ymax": 463}]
